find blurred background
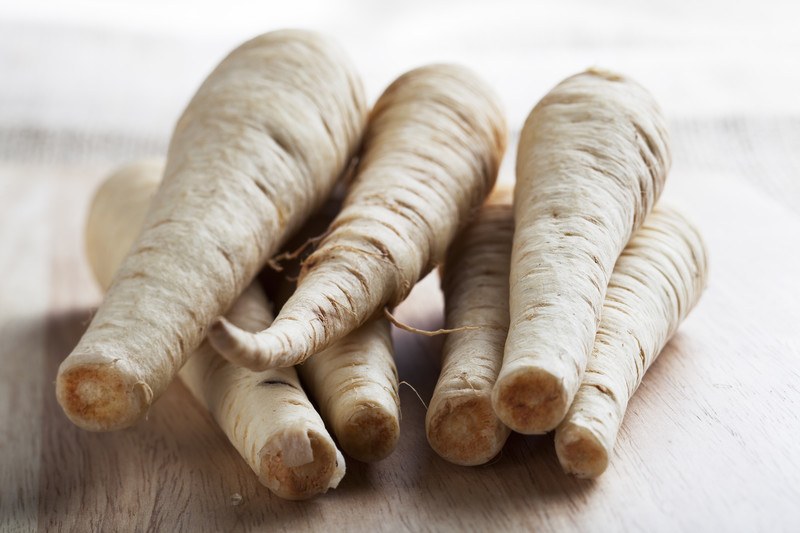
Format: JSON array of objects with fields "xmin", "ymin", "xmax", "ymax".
[{"xmin": 2, "ymin": 0, "xmax": 799, "ymax": 190}]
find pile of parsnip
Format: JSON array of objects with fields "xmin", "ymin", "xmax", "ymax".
[{"xmin": 59, "ymin": 30, "xmax": 708, "ymax": 500}]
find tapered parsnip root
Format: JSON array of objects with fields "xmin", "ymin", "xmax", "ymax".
[
  {"xmin": 426, "ymin": 203, "xmax": 513, "ymax": 466},
  {"xmin": 262, "ymin": 196, "xmax": 401, "ymax": 463},
  {"xmin": 299, "ymin": 319, "xmax": 400, "ymax": 462},
  {"xmin": 57, "ymin": 30, "xmax": 367, "ymax": 431},
  {"xmin": 555, "ymin": 206, "xmax": 708, "ymax": 478},
  {"xmin": 494, "ymin": 69, "xmax": 671, "ymax": 434},
  {"xmin": 85, "ymin": 163, "xmax": 345, "ymax": 499},
  {"xmin": 183, "ymin": 287, "xmax": 345, "ymax": 500},
  {"xmin": 210, "ymin": 63, "xmax": 507, "ymax": 370}
]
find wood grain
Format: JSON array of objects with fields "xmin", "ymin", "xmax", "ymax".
[
  {"xmin": 0, "ymin": 168, "xmax": 52, "ymax": 533},
  {"xmin": 3, "ymin": 4, "xmax": 800, "ymax": 528},
  {"xmin": 1, "ymin": 155, "xmax": 799, "ymax": 531}
]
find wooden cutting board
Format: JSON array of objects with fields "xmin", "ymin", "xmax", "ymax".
[{"xmin": 2, "ymin": 161, "xmax": 800, "ymax": 532}]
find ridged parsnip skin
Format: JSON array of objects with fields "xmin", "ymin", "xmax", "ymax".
[
  {"xmin": 426, "ymin": 203, "xmax": 513, "ymax": 466},
  {"xmin": 210, "ymin": 63, "xmax": 507, "ymax": 370},
  {"xmin": 555, "ymin": 207, "xmax": 708, "ymax": 478},
  {"xmin": 494, "ymin": 69, "xmax": 671, "ymax": 434},
  {"xmin": 84, "ymin": 163, "xmax": 345, "ymax": 499},
  {"xmin": 180, "ymin": 288, "xmax": 346, "ymax": 500},
  {"xmin": 57, "ymin": 30, "xmax": 367, "ymax": 431},
  {"xmin": 261, "ymin": 194, "xmax": 402, "ymax": 463},
  {"xmin": 299, "ymin": 319, "xmax": 400, "ymax": 462}
]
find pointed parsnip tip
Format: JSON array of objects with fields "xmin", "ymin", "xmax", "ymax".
[
  {"xmin": 206, "ymin": 316, "xmax": 243, "ymax": 357},
  {"xmin": 259, "ymin": 429, "xmax": 344, "ymax": 501},
  {"xmin": 554, "ymin": 421, "xmax": 609, "ymax": 479},
  {"xmin": 427, "ymin": 393, "xmax": 506, "ymax": 466},
  {"xmin": 239, "ymin": 62, "xmax": 507, "ymax": 368},
  {"xmin": 491, "ymin": 364, "xmax": 569, "ymax": 434},
  {"xmin": 56, "ymin": 362, "xmax": 152, "ymax": 431},
  {"xmin": 207, "ymin": 316, "xmax": 267, "ymax": 370},
  {"xmin": 208, "ymin": 318, "xmax": 301, "ymax": 371}
]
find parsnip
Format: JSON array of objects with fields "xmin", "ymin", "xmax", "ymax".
[
  {"xmin": 57, "ymin": 30, "xmax": 367, "ymax": 431},
  {"xmin": 264, "ymin": 194, "xmax": 401, "ymax": 463},
  {"xmin": 427, "ymin": 201, "xmax": 514, "ymax": 466},
  {"xmin": 210, "ymin": 64, "xmax": 507, "ymax": 370},
  {"xmin": 300, "ymin": 319, "xmax": 400, "ymax": 462},
  {"xmin": 494, "ymin": 69, "xmax": 670, "ymax": 434},
  {"xmin": 84, "ymin": 159, "xmax": 162, "ymax": 290},
  {"xmin": 85, "ymin": 162, "xmax": 345, "ymax": 500},
  {"xmin": 180, "ymin": 289, "xmax": 346, "ymax": 500},
  {"xmin": 555, "ymin": 206, "xmax": 708, "ymax": 478}
]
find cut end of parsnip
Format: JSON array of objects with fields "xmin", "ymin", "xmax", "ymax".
[
  {"xmin": 427, "ymin": 393, "xmax": 509, "ymax": 466},
  {"xmin": 339, "ymin": 405, "xmax": 400, "ymax": 463},
  {"xmin": 554, "ymin": 421, "xmax": 609, "ymax": 479},
  {"xmin": 56, "ymin": 362, "xmax": 152, "ymax": 431},
  {"xmin": 492, "ymin": 365, "xmax": 570, "ymax": 434},
  {"xmin": 258, "ymin": 429, "xmax": 344, "ymax": 500}
]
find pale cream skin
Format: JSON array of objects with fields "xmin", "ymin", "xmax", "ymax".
[
  {"xmin": 260, "ymin": 192, "xmax": 402, "ymax": 465},
  {"xmin": 494, "ymin": 69, "xmax": 672, "ymax": 435},
  {"xmin": 211, "ymin": 63, "xmax": 508, "ymax": 372},
  {"xmin": 300, "ymin": 318, "xmax": 400, "ymax": 463},
  {"xmin": 427, "ymin": 203, "xmax": 514, "ymax": 466},
  {"xmin": 57, "ymin": 29, "xmax": 367, "ymax": 431},
  {"xmin": 83, "ymin": 162, "xmax": 345, "ymax": 500},
  {"xmin": 556, "ymin": 206, "xmax": 708, "ymax": 478}
]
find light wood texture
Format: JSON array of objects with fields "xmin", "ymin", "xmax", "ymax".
[
  {"xmin": 1, "ymin": 153, "xmax": 800, "ymax": 530},
  {"xmin": 2, "ymin": 4, "xmax": 800, "ymax": 529}
]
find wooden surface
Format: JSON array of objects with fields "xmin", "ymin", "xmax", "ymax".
[
  {"xmin": 2, "ymin": 143, "xmax": 800, "ymax": 531},
  {"xmin": 3, "ymin": 3, "xmax": 800, "ymax": 531}
]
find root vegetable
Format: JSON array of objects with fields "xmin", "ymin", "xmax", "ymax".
[
  {"xmin": 264, "ymin": 198, "xmax": 401, "ymax": 463},
  {"xmin": 494, "ymin": 69, "xmax": 671, "ymax": 434},
  {"xmin": 181, "ymin": 289, "xmax": 346, "ymax": 499},
  {"xmin": 426, "ymin": 201, "xmax": 514, "ymax": 466},
  {"xmin": 84, "ymin": 159, "xmax": 162, "ymax": 290},
  {"xmin": 85, "ymin": 161, "xmax": 345, "ymax": 499},
  {"xmin": 555, "ymin": 206, "xmax": 708, "ymax": 478},
  {"xmin": 57, "ymin": 29, "xmax": 367, "ymax": 431},
  {"xmin": 300, "ymin": 319, "xmax": 399, "ymax": 462},
  {"xmin": 209, "ymin": 63, "xmax": 507, "ymax": 370}
]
